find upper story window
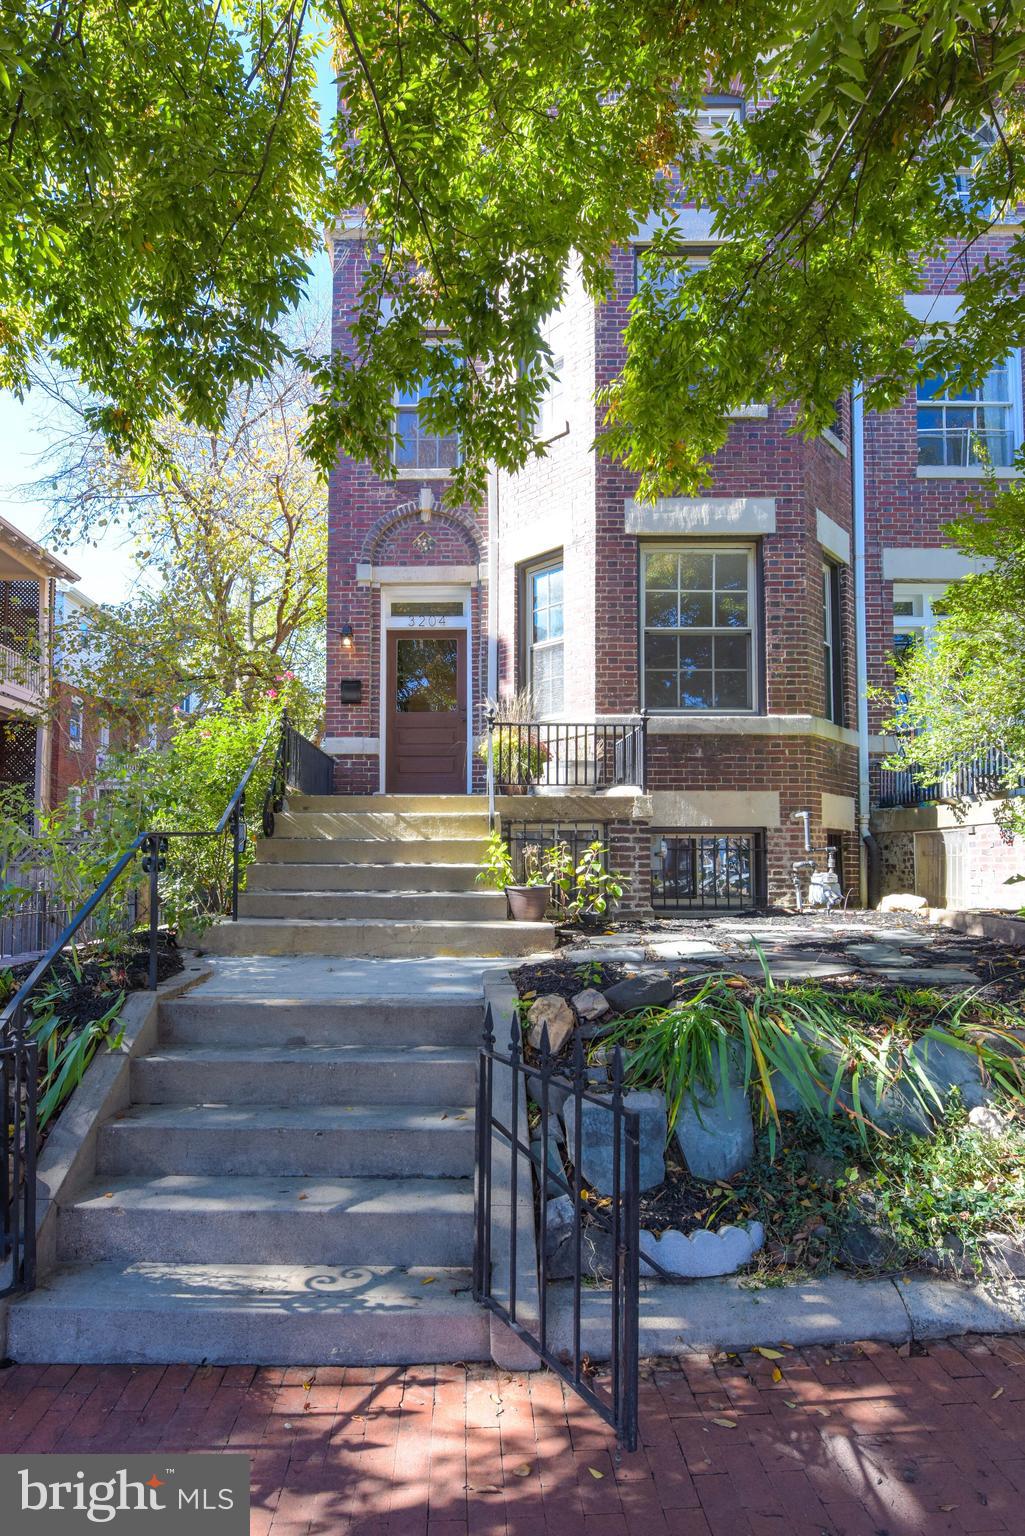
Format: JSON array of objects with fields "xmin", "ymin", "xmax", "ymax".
[
  {"xmin": 694, "ymin": 99, "xmax": 744, "ymax": 136},
  {"xmin": 642, "ymin": 545, "xmax": 756, "ymax": 712},
  {"xmin": 392, "ymin": 380, "xmax": 461, "ymax": 473},
  {"xmin": 917, "ymin": 354, "xmax": 1022, "ymax": 469},
  {"xmin": 822, "ymin": 564, "xmax": 844, "ymax": 725},
  {"xmin": 893, "ymin": 584, "xmax": 950, "ymax": 656},
  {"xmin": 634, "ymin": 243, "xmax": 714, "ymax": 298},
  {"xmin": 68, "ymin": 699, "xmax": 83, "ymax": 751},
  {"xmin": 525, "ymin": 558, "xmax": 564, "ymax": 716}
]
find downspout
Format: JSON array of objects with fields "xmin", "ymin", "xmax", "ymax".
[
  {"xmin": 487, "ymin": 463, "xmax": 499, "ymax": 703},
  {"xmin": 851, "ymin": 384, "xmax": 877, "ymax": 907}
]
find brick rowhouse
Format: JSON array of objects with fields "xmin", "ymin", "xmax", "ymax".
[{"xmin": 326, "ymin": 183, "xmax": 1025, "ymax": 911}]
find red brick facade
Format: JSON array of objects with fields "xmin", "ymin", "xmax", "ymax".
[{"xmin": 327, "ymin": 217, "xmax": 1021, "ymax": 910}]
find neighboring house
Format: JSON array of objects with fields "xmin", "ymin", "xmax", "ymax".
[
  {"xmin": 0, "ymin": 515, "xmax": 78, "ymax": 814},
  {"xmin": 49, "ymin": 584, "xmax": 114, "ymax": 817},
  {"xmin": 326, "ymin": 125, "xmax": 1024, "ymax": 913}
]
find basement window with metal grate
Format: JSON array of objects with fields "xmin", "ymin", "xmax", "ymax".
[{"xmin": 651, "ymin": 829, "xmax": 766, "ymax": 911}]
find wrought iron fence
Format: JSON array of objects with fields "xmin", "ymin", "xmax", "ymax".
[
  {"xmin": 877, "ymin": 746, "xmax": 1022, "ymax": 809},
  {"xmin": 262, "ymin": 714, "xmax": 335, "ymax": 833},
  {"xmin": 474, "ymin": 1005, "xmax": 641, "ymax": 1450},
  {"xmin": 651, "ymin": 829, "xmax": 767, "ymax": 911},
  {"xmin": 486, "ymin": 715, "xmax": 647, "ymax": 794}
]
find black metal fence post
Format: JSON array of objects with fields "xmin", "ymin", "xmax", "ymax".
[{"xmin": 230, "ymin": 794, "xmax": 245, "ymax": 922}]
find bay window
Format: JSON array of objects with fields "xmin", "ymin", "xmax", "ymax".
[{"xmin": 642, "ymin": 545, "xmax": 756, "ymax": 711}]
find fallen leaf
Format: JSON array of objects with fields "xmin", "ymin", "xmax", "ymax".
[
  {"xmin": 812, "ymin": 1407, "xmax": 830, "ymax": 1417},
  {"xmin": 466, "ymin": 1485, "xmax": 500, "ymax": 1494},
  {"xmin": 753, "ymin": 1346, "xmax": 784, "ymax": 1360},
  {"xmin": 513, "ymin": 1463, "xmax": 532, "ymax": 1479},
  {"xmin": 771, "ymin": 1367, "xmax": 783, "ymax": 1384},
  {"xmin": 298, "ymin": 1193, "xmax": 308, "ymax": 1201},
  {"xmin": 896, "ymin": 1342, "xmax": 912, "ymax": 1358},
  {"xmin": 992, "ymin": 1386, "xmax": 1005, "ymax": 1399},
  {"xmin": 104, "ymin": 1193, "xmax": 114, "ymax": 1199},
  {"xmin": 940, "ymin": 1504, "xmax": 958, "ymax": 1512},
  {"xmin": 490, "ymin": 1393, "xmax": 503, "ymax": 1404},
  {"xmin": 710, "ymin": 1417, "xmax": 737, "ymax": 1429},
  {"xmin": 588, "ymin": 1467, "xmax": 604, "ymax": 1479},
  {"xmin": 422, "ymin": 1276, "xmax": 436, "ymax": 1286},
  {"xmin": 784, "ymin": 1400, "xmax": 800, "ymax": 1409},
  {"xmin": 303, "ymin": 1378, "xmax": 314, "ymax": 1392}
]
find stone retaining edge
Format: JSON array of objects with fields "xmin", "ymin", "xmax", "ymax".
[{"xmin": 0, "ymin": 954, "xmax": 213, "ymax": 1355}]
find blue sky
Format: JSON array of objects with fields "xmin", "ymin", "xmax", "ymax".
[{"xmin": 0, "ymin": 30, "xmax": 337, "ymax": 602}]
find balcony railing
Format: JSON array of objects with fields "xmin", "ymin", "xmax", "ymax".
[
  {"xmin": 485, "ymin": 715, "xmax": 647, "ymax": 795},
  {"xmin": 877, "ymin": 745, "xmax": 1022, "ymax": 809},
  {"xmin": 0, "ymin": 642, "xmax": 45, "ymax": 704}
]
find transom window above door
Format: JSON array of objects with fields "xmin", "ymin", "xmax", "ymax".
[
  {"xmin": 526, "ymin": 558, "xmax": 564, "ymax": 716},
  {"xmin": 642, "ymin": 545, "xmax": 756, "ymax": 711}
]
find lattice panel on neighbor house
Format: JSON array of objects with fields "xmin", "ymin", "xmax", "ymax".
[{"xmin": 0, "ymin": 717, "xmax": 38, "ymax": 796}]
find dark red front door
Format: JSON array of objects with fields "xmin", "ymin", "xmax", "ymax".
[{"xmin": 386, "ymin": 631, "xmax": 467, "ymax": 792}]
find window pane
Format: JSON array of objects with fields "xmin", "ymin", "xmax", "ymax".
[
  {"xmin": 645, "ymin": 633, "xmax": 676, "ymax": 669},
  {"xmin": 646, "ymin": 593, "xmax": 681, "ymax": 627},
  {"xmin": 533, "ymin": 643, "xmax": 564, "ymax": 714},
  {"xmin": 714, "ymin": 672, "xmax": 750, "ymax": 709},
  {"xmin": 548, "ymin": 567, "xmax": 564, "ymax": 604},
  {"xmin": 644, "ymin": 670, "xmax": 678, "ymax": 706},
  {"xmin": 714, "ymin": 592, "xmax": 748, "ymax": 627},
  {"xmin": 714, "ymin": 551, "xmax": 748, "ymax": 590},
  {"xmin": 644, "ymin": 553, "xmax": 678, "ymax": 589},
  {"xmin": 680, "ymin": 673, "xmax": 714, "ymax": 708},
  {"xmin": 677, "ymin": 591, "xmax": 714, "ymax": 626},
  {"xmin": 715, "ymin": 633, "xmax": 749, "ymax": 671},
  {"xmin": 678, "ymin": 552, "xmax": 714, "ymax": 590},
  {"xmin": 395, "ymin": 636, "xmax": 459, "ymax": 712},
  {"xmin": 678, "ymin": 636, "xmax": 713, "ymax": 671}
]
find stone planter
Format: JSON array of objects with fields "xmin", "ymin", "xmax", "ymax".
[
  {"xmin": 640, "ymin": 1222, "xmax": 765, "ymax": 1278},
  {"xmin": 506, "ymin": 884, "xmax": 551, "ymax": 922}
]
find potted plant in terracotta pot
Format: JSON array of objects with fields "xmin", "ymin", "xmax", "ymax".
[{"xmin": 477, "ymin": 832, "xmax": 554, "ymax": 921}]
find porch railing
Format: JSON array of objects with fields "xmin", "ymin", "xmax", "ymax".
[
  {"xmin": 485, "ymin": 713, "xmax": 646, "ymax": 815},
  {"xmin": 1, "ymin": 711, "xmax": 328, "ymax": 1296},
  {"xmin": 877, "ymin": 744, "xmax": 1022, "ymax": 809}
]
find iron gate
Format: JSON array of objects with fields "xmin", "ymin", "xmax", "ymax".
[{"xmin": 473, "ymin": 1004, "xmax": 641, "ymax": 1451}]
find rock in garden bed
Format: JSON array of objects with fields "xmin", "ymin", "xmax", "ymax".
[{"xmin": 562, "ymin": 1089, "xmax": 667, "ymax": 1194}]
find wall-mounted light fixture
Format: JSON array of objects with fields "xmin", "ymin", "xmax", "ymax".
[
  {"xmin": 339, "ymin": 622, "xmax": 355, "ymax": 649},
  {"xmin": 419, "ymin": 486, "xmax": 435, "ymax": 523}
]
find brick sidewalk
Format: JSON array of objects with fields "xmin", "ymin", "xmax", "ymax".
[{"xmin": 3, "ymin": 1336, "xmax": 1025, "ymax": 1534}]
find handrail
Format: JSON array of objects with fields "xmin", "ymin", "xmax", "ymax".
[{"xmin": 1, "ymin": 709, "xmax": 331, "ymax": 1297}]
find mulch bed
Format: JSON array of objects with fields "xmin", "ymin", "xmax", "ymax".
[
  {"xmin": 511, "ymin": 959, "xmax": 626, "ymax": 1002},
  {"xmin": 6, "ymin": 933, "xmax": 184, "ymax": 1027}
]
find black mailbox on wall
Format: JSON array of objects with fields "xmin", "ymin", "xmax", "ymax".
[{"xmin": 339, "ymin": 679, "xmax": 363, "ymax": 705}]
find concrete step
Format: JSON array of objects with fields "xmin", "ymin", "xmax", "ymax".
[
  {"xmin": 288, "ymin": 795, "xmax": 481, "ymax": 814},
  {"xmin": 97, "ymin": 1103, "xmax": 475, "ymax": 1178},
  {"xmin": 159, "ymin": 997, "xmax": 484, "ymax": 1047},
  {"xmin": 245, "ymin": 861, "xmax": 481, "ymax": 893},
  {"xmin": 237, "ymin": 889, "xmax": 506, "ymax": 921},
  {"xmin": 255, "ymin": 837, "xmax": 489, "ymax": 865},
  {"xmin": 198, "ymin": 916, "xmax": 553, "ymax": 958},
  {"xmin": 7, "ymin": 1262, "xmax": 490, "ymax": 1365},
  {"xmin": 274, "ymin": 810, "xmax": 490, "ymax": 841},
  {"xmin": 59, "ymin": 1174, "xmax": 475, "ymax": 1266},
  {"xmin": 132, "ymin": 1043, "xmax": 477, "ymax": 1105}
]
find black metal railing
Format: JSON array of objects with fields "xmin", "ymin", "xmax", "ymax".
[
  {"xmin": 262, "ymin": 714, "xmax": 335, "ymax": 835},
  {"xmin": 474, "ymin": 1004, "xmax": 641, "ymax": 1451},
  {"xmin": 484, "ymin": 713, "xmax": 646, "ymax": 807},
  {"xmin": 0, "ymin": 711, "xmax": 329, "ymax": 1296},
  {"xmin": 651, "ymin": 829, "xmax": 767, "ymax": 912},
  {"xmin": 877, "ymin": 745, "xmax": 1021, "ymax": 809}
]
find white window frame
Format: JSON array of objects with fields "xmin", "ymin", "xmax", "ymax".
[
  {"xmin": 640, "ymin": 542, "xmax": 759, "ymax": 714},
  {"xmin": 391, "ymin": 375, "xmax": 462, "ymax": 478},
  {"xmin": 892, "ymin": 583, "xmax": 952, "ymax": 654},
  {"xmin": 693, "ymin": 99, "xmax": 744, "ymax": 137},
  {"xmin": 524, "ymin": 556, "xmax": 565, "ymax": 718},
  {"xmin": 916, "ymin": 351, "xmax": 1023, "ymax": 476}
]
